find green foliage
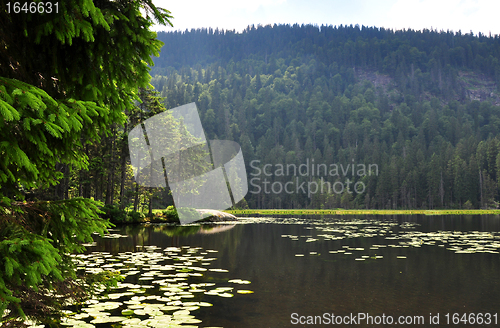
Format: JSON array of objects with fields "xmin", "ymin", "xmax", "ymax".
[
  {"xmin": 0, "ymin": 0, "xmax": 173, "ymax": 324},
  {"xmin": 0, "ymin": 198, "xmax": 112, "ymax": 323},
  {"xmin": 152, "ymin": 25, "xmax": 500, "ymax": 88},
  {"xmin": 1, "ymin": 0, "xmax": 172, "ymax": 116},
  {"xmin": 463, "ymin": 200, "xmax": 474, "ymax": 209},
  {"xmin": 127, "ymin": 210, "xmax": 145, "ymax": 223},
  {"xmin": 100, "ymin": 204, "xmax": 127, "ymax": 223},
  {"xmin": 150, "ymin": 26, "xmax": 500, "ymax": 211},
  {"xmin": 99, "ymin": 204, "xmax": 150, "ymax": 223},
  {"xmin": 0, "ymin": 230, "xmax": 60, "ymax": 318},
  {"xmin": 162, "ymin": 205, "xmax": 180, "ymax": 222},
  {"xmin": 0, "ymin": 77, "xmax": 109, "ymax": 193}
]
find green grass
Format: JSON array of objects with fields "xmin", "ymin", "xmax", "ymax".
[{"xmin": 225, "ymin": 209, "xmax": 500, "ymax": 216}]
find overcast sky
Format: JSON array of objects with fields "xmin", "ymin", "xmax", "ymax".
[{"xmin": 152, "ymin": 0, "xmax": 499, "ymax": 36}]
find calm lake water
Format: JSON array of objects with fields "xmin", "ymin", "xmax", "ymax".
[{"xmin": 65, "ymin": 215, "xmax": 500, "ymax": 327}]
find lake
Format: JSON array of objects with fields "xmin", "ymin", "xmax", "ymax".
[{"xmin": 63, "ymin": 215, "xmax": 500, "ymax": 327}]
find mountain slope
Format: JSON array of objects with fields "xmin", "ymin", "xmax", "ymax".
[{"xmin": 150, "ymin": 24, "xmax": 500, "ymax": 210}]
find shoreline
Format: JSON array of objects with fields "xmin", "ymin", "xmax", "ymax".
[
  {"xmin": 225, "ymin": 209, "xmax": 500, "ymax": 216},
  {"xmin": 106, "ymin": 208, "xmax": 500, "ymax": 225}
]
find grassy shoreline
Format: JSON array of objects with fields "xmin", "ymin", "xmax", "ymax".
[
  {"xmin": 225, "ymin": 209, "xmax": 500, "ymax": 216},
  {"xmin": 106, "ymin": 208, "xmax": 500, "ymax": 224}
]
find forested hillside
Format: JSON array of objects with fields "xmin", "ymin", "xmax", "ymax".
[
  {"xmin": 149, "ymin": 24, "xmax": 500, "ymax": 209},
  {"xmin": 20, "ymin": 24, "xmax": 500, "ymax": 212}
]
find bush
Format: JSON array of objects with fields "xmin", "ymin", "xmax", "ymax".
[
  {"xmin": 100, "ymin": 204, "xmax": 127, "ymax": 222},
  {"xmin": 162, "ymin": 205, "xmax": 179, "ymax": 222},
  {"xmin": 127, "ymin": 211, "xmax": 145, "ymax": 222},
  {"xmin": 100, "ymin": 205, "xmax": 147, "ymax": 223},
  {"xmin": 463, "ymin": 200, "xmax": 474, "ymax": 209},
  {"xmin": 161, "ymin": 206, "xmax": 201, "ymax": 223}
]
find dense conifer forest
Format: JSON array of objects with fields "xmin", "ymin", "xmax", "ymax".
[
  {"xmin": 147, "ymin": 24, "xmax": 500, "ymax": 209},
  {"xmin": 11, "ymin": 23, "xmax": 500, "ymax": 217}
]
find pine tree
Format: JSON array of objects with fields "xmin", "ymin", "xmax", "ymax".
[{"xmin": 0, "ymin": 0, "xmax": 172, "ymax": 324}]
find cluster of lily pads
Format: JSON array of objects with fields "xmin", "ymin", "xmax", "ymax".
[
  {"xmin": 276, "ymin": 217, "xmax": 499, "ymax": 259},
  {"xmin": 396, "ymin": 230, "xmax": 500, "ymax": 254},
  {"xmin": 53, "ymin": 244, "xmax": 253, "ymax": 328}
]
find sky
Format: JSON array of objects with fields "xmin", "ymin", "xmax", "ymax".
[{"xmin": 152, "ymin": 0, "xmax": 500, "ymax": 36}]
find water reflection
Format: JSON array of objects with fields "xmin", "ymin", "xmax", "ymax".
[{"xmin": 70, "ymin": 215, "xmax": 500, "ymax": 328}]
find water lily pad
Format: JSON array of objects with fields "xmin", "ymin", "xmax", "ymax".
[
  {"xmin": 90, "ymin": 316, "xmax": 126, "ymax": 324},
  {"xmin": 228, "ymin": 279, "xmax": 251, "ymax": 284},
  {"xmin": 122, "ymin": 318, "xmax": 142, "ymax": 325},
  {"xmin": 121, "ymin": 309, "xmax": 135, "ymax": 315},
  {"xmin": 73, "ymin": 324, "xmax": 95, "ymax": 328}
]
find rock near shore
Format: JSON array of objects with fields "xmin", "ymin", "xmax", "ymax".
[{"xmin": 196, "ymin": 209, "xmax": 238, "ymax": 222}]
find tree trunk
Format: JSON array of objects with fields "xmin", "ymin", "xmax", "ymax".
[
  {"xmin": 479, "ymin": 169, "xmax": 483, "ymax": 209},
  {"xmin": 105, "ymin": 126, "xmax": 116, "ymax": 205},
  {"xmin": 133, "ymin": 182, "xmax": 139, "ymax": 212},
  {"xmin": 439, "ymin": 171, "xmax": 445, "ymax": 207},
  {"xmin": 119, "ymin": 123, "xmax": 128, "ymax": 210},
  {"xmin": 63, "ymin": 164, "xmax": 69, "ymax": 199},
  {"xmin": 148, "ymin": 188, "xmax": 153, "ymax": 217}
]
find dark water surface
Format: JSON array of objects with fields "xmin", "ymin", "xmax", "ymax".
[{"xmin": 74, "ymin": 215, "xmax": 500, "ymax": 327}]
